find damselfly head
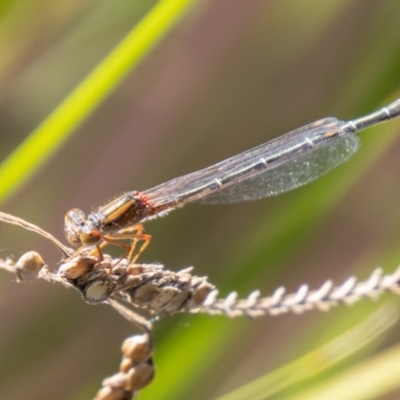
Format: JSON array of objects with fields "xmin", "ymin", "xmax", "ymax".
[{"xmin": 64, "ymin": 208, "xmax": 101, "ymax": 246}]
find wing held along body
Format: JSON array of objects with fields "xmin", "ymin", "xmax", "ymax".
[{"xmin": 142, "ymin": 118, "xmax": 359, "ymax": 209}]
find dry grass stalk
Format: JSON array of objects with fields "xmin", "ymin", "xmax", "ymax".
[{"xmin": 1, "ymin": 211, "xmax": 400, "ymax": 398}]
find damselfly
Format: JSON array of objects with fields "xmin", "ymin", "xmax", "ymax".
[{"xmin": 64, "ymin": 98, "xmax": 400, "ymax": 262}]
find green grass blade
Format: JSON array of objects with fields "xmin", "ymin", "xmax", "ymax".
[
  {"xmin": 0, "ymin": 0, "xmax": 197, "ymax": 204},
  {"xmin": 217, "ymin": 304, "xmax": 399, "ymax": 400},
  {"xmin": 287, "ymin": 334, "xmax": 400, "ymax": 400}
]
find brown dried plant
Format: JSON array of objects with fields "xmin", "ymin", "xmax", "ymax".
[{"xmin": 1, "ymin": 211, "xmax": 400, "ymax": 399}]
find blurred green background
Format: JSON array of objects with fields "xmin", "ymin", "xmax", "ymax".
[{"xmin": 1, "ymin": 1, "xmax": 400, "ymax": 399}]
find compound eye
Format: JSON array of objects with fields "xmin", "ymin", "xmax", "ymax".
[
  {"xmin": 65, "ymin": 208, "xmax": 86, "ymax": 226},
  {"xmin": 64, "ymin": 208, "xmax": 88, "ymax": 245},
  {"xmin": 80, "ymin": 230, "xmax": 102, "ymax": 246}
]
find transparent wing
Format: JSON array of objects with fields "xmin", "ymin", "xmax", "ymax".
[
  {"xmin": 143, "ymin": 118, "xmax": 359, "ymax": 209},
  {"xmin": 197, "ymin": 134, "xmax": 359, "ymax": 204}
]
